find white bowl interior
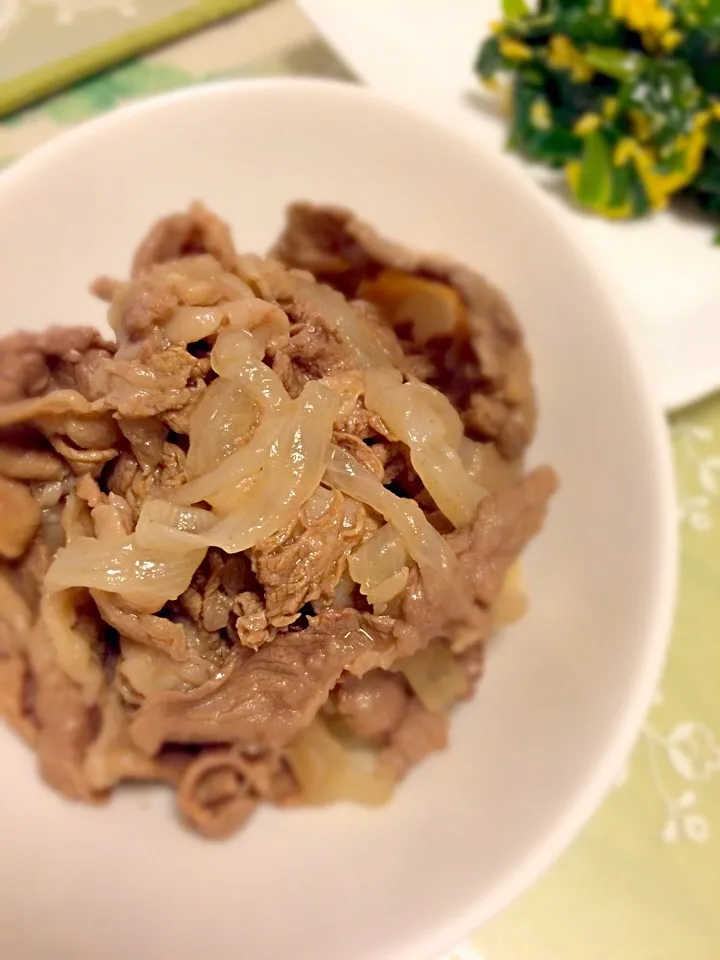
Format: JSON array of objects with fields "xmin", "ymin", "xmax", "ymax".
[{"xmin": 0, "ymin": 80, "xmax": 674, "ymax": 960}]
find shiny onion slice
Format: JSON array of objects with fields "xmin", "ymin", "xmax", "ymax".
[
  {"xmin": 186, "ymin": 377, "xmax": 258, "ymax": 477},
  {"xmin": 135, "ymin": 381, "xmax": 340, "ymax": 554},
  {"xmin": 46, "ymin": 536, "xmax": 206, "ymax": 614},
  {"xmin": 41, "ymin": 590, "xmax": 105, "ymax": 703},
  {"xmin": 348, "ymin": 523, "xmax": 409, "ymax": 606},
  {"xmin": 171, "ymin": 412, "xmax": 284, "ymax": 508},
  {"xmin": 211, "ymin": 329, "xmax": 289, "ymax": 412},
  {"xmin": 364, "ymin": 370, "xmax": 484, "ymax": 528},
  {"xmin": 396, "ymin": 640, "xmax": 469, "ymax": 714},
  {"xmin": 325, "ymin": 445, "xmax": 471, "ymax": 616}
]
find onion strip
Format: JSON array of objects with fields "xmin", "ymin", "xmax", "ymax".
[
  {"xmin": 46, "ymin": 535, "xmax": 206, "ymax": 613},
  {"xmin": 137, "ymin": 381, "xmax": 340, "ymax": 554},
  {"xmin": 211, "ymin": 330, "xmax": 289, "ymax": 411},
  {"xmin": 365, "ymin": 373, "xmax": 483, "ymax": 528},
  {"xmin": 325, "ymin": 445, "xmax": 470, "ymax": 614},
  {"xmin": 348, "ymin": 523, "xmax": 409, "ymax": 606}
]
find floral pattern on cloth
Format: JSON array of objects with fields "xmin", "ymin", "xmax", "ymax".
[{"xmin": 0, "ymin": 4, "xmax": 718, "ymax": 958}]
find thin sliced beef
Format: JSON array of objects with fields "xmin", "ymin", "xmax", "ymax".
[
  {"xmin": 250, "ymin": 490, "xmax": 365, "ymax": 628},
  {"xmin": 0, "ymin": 327, "xmax": 112, "ymax": 404},
  {"xmin": 0, "ymin": 476, "xmax": 41, "ymax": 559},
  {"xmin": 381, "ymin": 698, "xmax": 449, "ymax": 780},
  {"xmin": 402, "ymin": 466, "xmax": 559, "ymax": 647},
  {"xmin": 334, "ymin": 671, "xmax": 409, "ymax": 740},
  {"xmin": 92, "ymin": 341, "xmax": 206, "ymax": 421},
  {"xmin": 272, "ymin": 203, "xmax": 535, "ymax": 459},
  {"xmin": 130, "ymin": 609, "xmax": 403, "ymax": 755},
  {"xmin": 26, "ymin": 622, "xmax": 100, "ymax": 801},
  {"xmin": 131, "ymin": 202, "xmax": 238, "ymax": 277},
  {"xmin": 0, "ymin": 654, "xmax": 36, "ymax": 744},
  {"xmin": 452, "ymin": 465, "xmax": 558, "ymax": 607},
  {"xmin": 90, "ymin": 591, "xmax": 189, "ymax": 661}
]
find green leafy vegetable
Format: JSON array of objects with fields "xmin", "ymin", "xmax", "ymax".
[{"xmin": 476, "ymin": 0, "xmax": 720, "ymax": 235}]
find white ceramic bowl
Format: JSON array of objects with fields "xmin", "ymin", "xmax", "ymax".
[{"xmin": 0, "ymin": 79, "xmax": 675, "ymax": 960}]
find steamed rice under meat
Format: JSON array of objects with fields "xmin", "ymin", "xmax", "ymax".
[{"xmin": 0, "ymin": 202, "xmax": 557, "ymax": 837}]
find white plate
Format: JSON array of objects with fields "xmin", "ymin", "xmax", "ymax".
[
  {"xmin": 0, "ymin": 79, "xmax": 675, "ymax": 960},
  {"xmin": 299, "ymin": 0, "xmax": 720, "ymax": 411}
]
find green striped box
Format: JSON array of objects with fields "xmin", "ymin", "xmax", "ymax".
[{"xmin": 0, "ymin": 0, "xmax": 264, "ymax": 116}]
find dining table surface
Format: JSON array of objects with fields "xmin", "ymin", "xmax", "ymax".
[{"xmin": 1, "ymin": 2, "xmax": 719, "ymax": 958}]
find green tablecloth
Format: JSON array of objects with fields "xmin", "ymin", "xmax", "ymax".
[{"xmin": 1, "ymin": 3, "xmax": 718, "ymax": 956}]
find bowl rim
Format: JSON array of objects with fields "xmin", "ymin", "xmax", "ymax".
[{"xmin": 0, "ymin": 77, "xmax": 678, "ymax": 958}]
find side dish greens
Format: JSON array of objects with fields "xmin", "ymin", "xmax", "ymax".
[{"xmin": 476, "ymin": 0, "xmax": 720, "ymax": 228}]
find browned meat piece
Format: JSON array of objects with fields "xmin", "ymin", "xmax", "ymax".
[
  {"xmin": 0, "ymin": 443, "xmax": 65, "ymax": 482},
  {"xmin": 178, "ymin": 750, "xmax": 258, "ymax": 838},
  {"xmin": 90, "ymin": 591, "xmax": 189, "ymax": 661},
  {"xmin": 131, "ymin": 202, "xmax": 237, "ymax": 277},
  {"xmin": 453, "ymin": 466, "xmax": 559, "ymax": 607},
  {"xmin": 89, "ymin": 275, "xmax": 123, "ymax": 302},
  {"xmin": 250, "ymin": 490, "xmax": 364, "ymax": 628},
  {"xmin": 272, "ymin": 203, "xmax": 535, "ymax": 459},
  {"xmin": 83, "ymin": 691, "xmax": 188, "ymax": 791},
  {"xmin": 0, "ymin": 572, "xmax": 33, "ymax": 655},
  {"xmin": 176, "ymin": 748, "xmax": 287, "ymax": 838},
  {"xmin": 0, "ymin": 327, "xmax": 109, "ymax": 404},
  {"xmin": 284, "ymin": 314, "xmax": 357, "ymax": 383},
  {"xmin": 92, "ymin": 341, "xmax": 206, "ymax": 420},
  {"xmin": 334, "ymin": 671, "xmax": 409, "ymax": 740},
  {"xmin": 105, "ymin": 442, "xmax": 188, "ymax": 520},
  {"xmin": 232, "ymin": 592, "xmax": 274, "ymax": 649},
  {"xmin": 130, "ymin": 609, "xmax": 401, "ymax": 755},
  {"xmin": 381, "ymin": 698, "xmax": 449, "ymax": 780},
  {"xmin": 0, "ymin": 476, "xmax": 41, "ymax": 559},
  {"xmin": 116, "ymin": 417, "xmax": 166, "ymax": 471},
  {"xmin": 179, "ymin": 550, "xmax": 234, "ymax": 634},
  {"xmin": 109, "ymin": 280, "xmax": 178, "ymax": 343},
  {"xmin": 13, "ymin": 533, "xmax": 54, "ymax": 612},
  {"xmin": 26, "ymin": 622, "xmax": 100, "ymax": 801},
  {"xmin": 401, "ymin": 467, "xmax": 558, "ymax": 645},
  {"xmin": 0, "ymin": 654, "xmax": 37, "ymax": 744}
]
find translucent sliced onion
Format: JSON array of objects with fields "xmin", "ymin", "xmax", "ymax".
[
  {"xmin": 186, "ymin": 377, "xmax": 258, "ymax": 477},
  {"xmin": 321, "ymin": 371, "xmax": 365, "ymax": 420},
  {"xmin": 211, "ymin": 330, "xmax": 289, "ymax": 411},
  {"xmin": 41, "ymin": 590, "xmax": 104, "ymax": 702},
  {"xmin": 223, "ymin": 298, "xmax": 290, "ymax": 352},
  {"xmin": 410, "ymin": 443, "xmax": 485, "ymax": 529},
  {"xmin": 325, "ymin": 445, "xmax": 469, "ymax": 613},
  {"xmin": 163, "ymin": 304, "xmax": 227, "ymax": 344},
  {"xmin": 396, "ymin": 640, "xmax": 469, "ymax": 714},
  {"xmin": 365, "ymin": 375, "xmax": 483, "ymax": 527},
  {"xmin": 143, "ymin": 381, "xmax": 340, "ymax": 553},
  {"xmin": 135, "ymin": 501, "xmax": 216, "ymax": 552},
  {"xmin": 171, "ymin": 412, "xmax": 284, "ymax": 506},
  {"xmin": 348, "ymin": 523, "xmax": 408, "ymax": 605},
  {"xmin": 367, "ymin": 569, "xmax": 409, "ymax": 606},
  {"xmin": 286, "ymin": 717, "xmax": 395, "ymax": 806},
  {"xmin": 201, "ymin": 380, "xmax": 340, "ymax": 551},
  {"xmin": 459, "ymin": 437, "xmax": 523, "ymax": 493},
  {"xmin": 306, "ymin": 283, "xmax": 396, "ymax": 369},
  {"xmin": 0, "ymin": 391, "xmax": 95, "ymax": 428},
  {"xmin": 303, "ymin": 486, "xmax": 335, "ymax": 523},
  {"xmin": 409, "ymin": 381, "xmax": 464, "ymax": 449},
  {"xmin": 45, "ymin": 535, "xmax": 206, "ymax": 613},
  {"xmin": 119, "ymin": 638, "xmax": 213, "ymax": 698}
]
